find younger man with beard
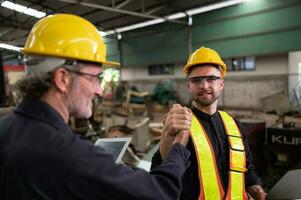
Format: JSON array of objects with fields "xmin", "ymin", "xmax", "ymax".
[{"xmin": 152, "ymin": 47, "xmax": 266, "ymax": 200}]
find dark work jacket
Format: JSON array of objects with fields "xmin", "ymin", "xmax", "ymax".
[
  {"xmin": 152, "ymin": 107, "xmax": 262, "ymax": 200},
  {"xmin": 0, "ymin": 97, "xmax": 190, "ymax": 200}
]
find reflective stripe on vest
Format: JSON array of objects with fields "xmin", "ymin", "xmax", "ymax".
[{"xmin": 190, "ymin": 111, "xmax": 248, "ymax": 200}]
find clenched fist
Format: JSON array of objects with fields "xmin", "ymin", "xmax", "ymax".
[{"xmin": 160, "ymin": 104, "xmax": 192, "ymax": 159}]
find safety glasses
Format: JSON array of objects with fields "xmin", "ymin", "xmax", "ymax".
[
  {"xmin": 66, "ymin": 68, "xmax": 103, "ymax": 85},
  {"xmin": 188, "ymin": 75, "xmax": 221, "ymax": 85}
]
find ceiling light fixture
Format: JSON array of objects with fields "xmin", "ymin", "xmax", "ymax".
[
  {"xmin": 99, "ymin": 18, "xmax": 165, "ymax": 37},
  {"xmin": 1, "ymin": 1, "xmax": 46, "ymax": 18},
  {"xmin": 99, "ymin": 31, "xmax": 107, "ymax": 37},
  {"xmin": 103, "ymin": 0, "xmax": 248, "ymax": 36},
  {"xmin": 165, "ymin": 12, "xmax": 187, "ymax": 20},
  {"xmin": 116, "ymin": 18, "xmax": 165, "ymax": 33},
  {"xmin": 0, "ymin": 43, "xmax": 22, "ymax": 52}
]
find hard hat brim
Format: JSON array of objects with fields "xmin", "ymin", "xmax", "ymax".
[
  {"xmin": 184, "ymin": 62, "xmax": 226, "ymax": 77},
  {"xmin": 102, "ymin": 60, "xmax": 120, "ymax": 67},
  {"xmin": 22, "ymin": 49, "xmax": 120, "ymax": 67}
]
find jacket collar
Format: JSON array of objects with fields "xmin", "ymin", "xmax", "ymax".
[
  {"xmin": 14, "ymin": 97, "xmax": 68, "ymax": 131},
  {"xmin": 191, "ymin": 106, "xmax": 219, "ymax": 119}
]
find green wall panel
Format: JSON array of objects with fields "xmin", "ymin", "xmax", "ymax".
[
  {"xmin": 193, "ymin": 0, "xmax": 301, "ymax": 25},
  {"xmin": 195, "ymin": 29, "xmax": 301, "ymax": 58},
  {"xmin": 104, "ymin": 37, "xmax": 120, "ymax": 63},
  {"xmin": 104, "ymin": 0, "xmax": 301, "ymax": 67},
  {"xmin": 122, "ymin": 45, "xmax": 188, "ymax": 66},
  {"xmin": 192, "ymin": 4, "xmax": 301, "ymax": 44},
  {"xmin": 121, "ymin": 27, "xmax": 188, "ymax": 66}
]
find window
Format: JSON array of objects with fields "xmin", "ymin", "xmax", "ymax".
[
  {"xmin": 148, "ymin": 63, "xmax": 174, "ymax": 75},
  {"xmin": 225, "ymin": 56, "xmax": 255, "ymax": 71}
]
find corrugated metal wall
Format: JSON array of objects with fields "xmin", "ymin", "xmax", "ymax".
[{"xmin": 105, "ymin": 0, "xmax": 301, "ymax": 66}]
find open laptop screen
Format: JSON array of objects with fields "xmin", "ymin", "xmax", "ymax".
[
  {"xmin": 267, "ymin": 169, "xmax": 301, "ymax": 200},
  {"xmin": 95, "ymin": 137, "xmax": 131, "ymax": 163}
]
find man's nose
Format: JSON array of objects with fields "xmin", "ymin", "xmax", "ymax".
[
  {"xmin": 95, "ymin": 84, "xmax": 103, "ymax": 96},
  {"xmin": 198, "ymin": 79, "xmax": 209, "ymax": 87}
]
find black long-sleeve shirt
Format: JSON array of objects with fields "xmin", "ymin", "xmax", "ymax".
[
  {"xmin": 0, "ymin": 97, "xmax": 190, "ymax": 200},
  {"xmin": 151, "ymin": 107, "xmax": 262, "ymax": 200}
]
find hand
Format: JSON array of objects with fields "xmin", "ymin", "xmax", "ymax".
[
  {"xmin": 159, "ymin": 104, "xmax": 192, "ymax": 159},
  {"xmin": 247, "ymin": 185, "xmax": 267, "ymax": 200},
  {"xmin": 174, "ymin": 130, "xmax": 190, "ymax": 147}
]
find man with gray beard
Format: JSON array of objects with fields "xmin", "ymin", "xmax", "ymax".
[
  {"xmin": 0, "ymin": 14, "xmax": 191, "ymax": 200},
  {"xmin": 152, "ymin": 47, "xmax": 266, "ymax": 200}
]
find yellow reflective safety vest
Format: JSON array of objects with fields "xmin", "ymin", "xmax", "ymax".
[{"xmin": 190, "ymin": 111, "xmax": 249, "ymax": 200}]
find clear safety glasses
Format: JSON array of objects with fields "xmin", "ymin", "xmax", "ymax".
[{"xmin": 188, "ymin": 75, "xmax": 221, "ymax": 85}]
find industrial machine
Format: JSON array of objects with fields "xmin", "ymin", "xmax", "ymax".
[{"xmin": 266, "ymin": 126, "xmax": 301, "ymax": 167}]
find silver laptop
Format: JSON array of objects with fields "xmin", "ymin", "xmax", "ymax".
[
  {"xmin": 267, "ymin": 169, "xmax": 301, "ymax": 200},
  {"xmin": 95, "ymin": 137, "xmax": 132, "ymax": 163}
]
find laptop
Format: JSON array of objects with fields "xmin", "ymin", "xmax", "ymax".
[
  {"xmin": 267, "ymin": 169, "xmax": 301, "ymax": 200},
  {"xmin": 95, "ymin": 137, "xmax": 132, "ymax": 163},
  {"xmin": 136, "ymin": 141, "xmax": 160, "ymax": 172}
]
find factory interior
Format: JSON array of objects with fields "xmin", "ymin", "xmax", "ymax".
[{"xmin": 1, "ymin": 0, "xmax": 301, "ymax": 199}]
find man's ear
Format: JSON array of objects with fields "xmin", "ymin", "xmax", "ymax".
[
  {"xmin": 52, "ymin": 68, "xmax": 71, "ymax": 93},
  {"xmin": 186, "ymin": 81, "xmax": 191, "ymax": 91},
  {"xmin": 219, "ymin": 79, "xmax": 225, "ymax": 90}
]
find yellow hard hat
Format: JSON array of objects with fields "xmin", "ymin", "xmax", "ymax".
[
  {"xmin": 23, "ymin": 14, "xmax": 119, "ymax": 67},
  {"xmin": 183, "ymin": 47, "xmax": 226, "ymax": 78}
]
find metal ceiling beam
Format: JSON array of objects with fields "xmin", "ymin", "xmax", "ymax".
[
  {"xmin": 0, "ymin": 20, "xmax": 18, "ymax": 28},
  {"xmin": 0, "ymin": 0, "xmax": 44, "ymax": 27},
  {"xmin": 146, "ymin": 5, "xmax": 165, "ymax": 15},
  {"xmin": 56, "ymin": 0, "xmax": 187, "ymax": 24},
  {"xmin": 57, "ymin": 0, "xmax": 158, "ymax": 19},
  {"xmin": 0, "ymin": 15, "xmax": 36, "ymax": 40},
  {"xmin": 153, "ymin": 0, "xmax": 182, "ymax": 13},
  {"xmin": 0, "ymin": 0, "xmax": 51, "ymax": 41},
  {"xmin": 116, "ymin": 0, "xmax": 132, "ymax": 9},
  {"xmin": 0, "ymin": 27, "xmax": 13, "ymax": 37},
  {"xmin": 141, "ymin": 0, "xmax": 145, "ymax": 13}
]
